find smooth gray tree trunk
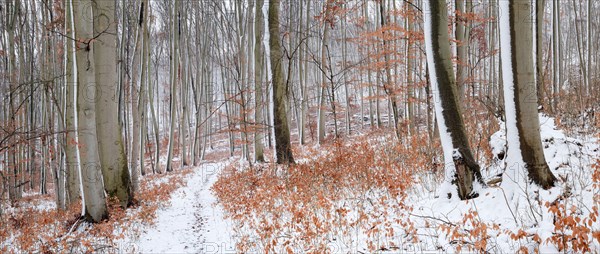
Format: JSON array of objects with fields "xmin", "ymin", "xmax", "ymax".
[{"xmin": 73, "ymin": 0, "xmax": 108, "ymax": 222}]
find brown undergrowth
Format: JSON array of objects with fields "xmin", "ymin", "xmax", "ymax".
[
  {"xmin": 0, "ymin": 167, "xmax": 192, "ymax": 253},
  {"xmin": 213, "ymin": 133, "xmax": 436, "ymax": 253}
]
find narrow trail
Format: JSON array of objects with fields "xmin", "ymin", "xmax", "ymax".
[{"xmin": 132, "ymin": 162, "xmax": 236, "ymax": 253}]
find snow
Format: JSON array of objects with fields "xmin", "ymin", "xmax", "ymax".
[
  {"xmin": 423, "ymin": 0, "xmax": 459, "ymax": 200},
  {"xmin": 408, "ymin": 114, "xmax": 598, "ymax": 253},
  {"xmin": 125, "ymin": 162, "xmax": 235, "ymax": 253},
  {"xmin": 498, "ymin": 0, "xmax": 526, "ymax": 199}
]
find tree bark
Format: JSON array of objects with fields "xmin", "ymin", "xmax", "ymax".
[
  {"xmin": 166, "ymin": 0, "xmax": 180, "ymax": 172},
  {"xmin": 268, "ymin": 0, "xmax": 294, "ymax": 164},
  {"xmin": 64, "ymin": 0, "xmax": 80, "ymax": 206},
  {"xmin": 587, "ymin": 0, "xmax": 592, "ymax": 97},
  {"xmin": 424, "ymin": 0, "xmax": 484, "ymax": 200},
  {"xmin": 72, "ymin": 0, "xmax": 108, "ymax": 222},
  {"xmin": 6, "ymin": 0, "xmax": 21, "ymax": 204},
  {"xmin": 551, "ymin": 0, "xmax": 559, "ymax": 113},
  {"xmin": 137, "ymin": 0, "xmax": 150, "ymax": 185},
  {"xmin": 93, "ymin": 0, "xmax": 133, "ymax": 207},
  {"xmin": 318, "ymin": 0, "xmax": 334, "ymax": 144},
  {"xmin": 535, "ymin": 0, "xmax": 545, "ymax": 108},
  {"xmin": 500, "ymin": 0, "xmax": 557, "ymax": 189},
  {"xmin": 379, "ymin": 1, "xmax": 401, "ymax": 139},
  {"xmin": 254, "ymin": 0, "xmax": 266, "ymax": 162},
  {"xmin": 455, "ymin": 0, "xmax": 470, "ymax": 101}
]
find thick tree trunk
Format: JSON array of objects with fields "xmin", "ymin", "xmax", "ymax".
[
  {"xmin": 500, "ymin": 0, "xmax": 557, "ymax": 190},
  {"xmin": 93, "ymin": 0, "xmax": 133, "ymax": 207},
  {"xmin": 268, "ymin": 0, "xmax": 294, "ymax": 164},
  {"xmin": 72, "ymin": 0, "xmax": 108, "ymax": 222},
  {"xmin": 424, "ymin": 0, "xmax": 484, "ymax": 200}
]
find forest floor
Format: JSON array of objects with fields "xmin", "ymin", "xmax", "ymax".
[
  {"xmin": 0, "ymin": 155, "xmax": 238, "ymax": 253},
  {"xmin": 124, "ymin": 162, "xmax": 236, "ymax": 253},
  {"xmin": 209, "ymin": 114, "xmax": 600, "ymax": 253},
  {"xmin": 1, "ymin": 115, "xmax": 598, "ymax": 253}
]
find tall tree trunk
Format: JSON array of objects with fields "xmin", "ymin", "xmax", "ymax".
[
  {"xmin": 572, "ymin": 0, "xmax": 587, "ymax": 110},
  {"xmin": 535, "ymin": 0, "xmax": 546, "ymax": 108},
  {"xmin": 586, "ymin": 0, "xmax": 592, "ymax": 97},
  {"xmin": 94, "ymin": 0, "xmax": 133, "ymax": 207},
  {"xmin": 6, "ymin": 0, "xmax": 21, "ymax": 204},
  {"xmin": 556, "ymin": 1, "xmax": 563, "ymax": 108},
  {"xmin": 424, "ymin": 0, "xmax": 484, "ymax": 200},
  {"xmin": 179, "ymin": 6, "xmax": 190, "ymax": 166},
  {"xmin": 130, "ymin": 0, "xmax": 142, "ymax": 189},
  {"xmin": 406, "ymin": 7, "xmax": 415, "ymax": 134},
  {"xmin": 64, "ymin": 0, "xmax": 80, "ymax": 205},
  {"xmin": 149, "ymin": 65, "xmax": 161, "ymax": 173},
  {"xmin": 341, "ymin": 4, "xmax": 351, "ymax": 136},
  {"xmin": 379, "ymin": 1, "xmax": 401, "ymax": 139},
  {"xmin": 137, "ymin": 0, "xmax": 150, "ymax": 186},
  {"xmin": 499, "ymin": 0, "xmax": 557, "ymax": 190},
  {"xmin": 254, "ymin": 0, "xmax": 266, "ymax": 162},
  {"xmin": 318, "ymin": 0, "xmax": 334, "ymax": 144},
  {"xmin": 72, "ymin": 0, "xmax": 108, "ymax": 222},
  {"xmin": 551, "ymin": 0, "xmax": 559, "ymax": 113},
  {"xmin": 455, "ymin": 0, "xmax": 470, "ymax": 101},
  {"xmin": 268, "ymin": 0, "xmax": 294, "ymax": 164},
  {"xmin": 298, "ymin": 0, "xmax": 310, "ymax": 145},
  {"xmin": 166, "ymin": 0, "xmax": 180, "ymax": 172}
]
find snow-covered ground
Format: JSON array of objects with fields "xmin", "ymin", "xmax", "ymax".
[
  {"xmin": 115, "ymin": 115, "xmax": 597, "ymax": 253},
  {"xmin": 405, "ymin": 114, "xmax": 600, "ymax": 253},
  {"xmin": 124, "ymin": 162, "xmax": 237, "ymax": 253},
  {"xmin": 205, "ymin": 114, "xmax": 599, "ymax": 253}
]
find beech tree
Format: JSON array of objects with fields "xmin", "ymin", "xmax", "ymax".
[
  {"xmin": 424, "ymin": 0, "xmax": 484, "ymax": 200},
  {"xmin": 93, "ymin": 0, "xmax": 133, "ymax": 207},
  {"xmin": 317, "ymin": 0, "xmax": 334, "ymax": 144},
  {"xmin": 499, "ymin": 0, "xmax": 557, "ymax": 189},
  {"xmin": 64, "ymin": 0, "xmax": 80, "ymax": 206},
  {"xmin": 72, "ymin": 0, "xmax": 108, "ymax": 222},
  {"xmin": 2, "ymin": 0, "xmax": 598, "ymax": 232},
  {"xmin": 254, "ymin": 0, "xmax": 266, "ymax": 162},
  {"xmin": 268, "ymin": 0, "xmax": 294, "ymax": 164},
  {"xmin": 165, "ymin": 0, "xmax": 180, "ymax": 172}
]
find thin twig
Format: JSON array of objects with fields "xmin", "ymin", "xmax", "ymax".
[{"xmin": 408, "ymin": 213, "xmax": 457, "ymax": 227}]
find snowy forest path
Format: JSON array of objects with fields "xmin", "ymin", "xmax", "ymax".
[{"xmin": 132, "ymin": 162, "xmax": 236, "ymax": 253}]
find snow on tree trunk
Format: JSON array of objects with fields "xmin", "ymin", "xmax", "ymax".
[
  {"xmin": 499, "ymin": 0, "xmax": 557, "ymax": 194},
  {"xmin": 424, "ymin": 0, "xmax": 484, "ymax": 200}
]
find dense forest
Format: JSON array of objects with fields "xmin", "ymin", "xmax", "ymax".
[{"xmin": 1, "ymin": 0, "xmax": 599, "ymax": 253}]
